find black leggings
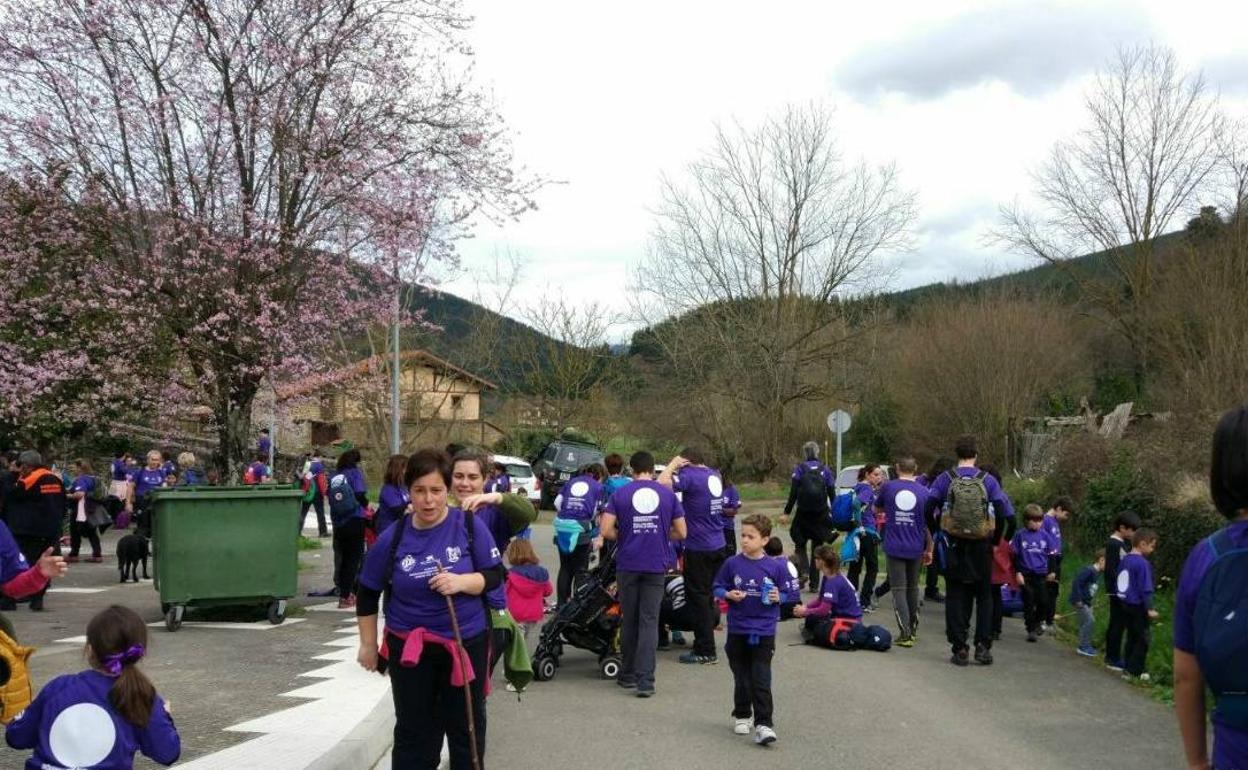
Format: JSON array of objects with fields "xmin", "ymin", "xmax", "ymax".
[
  {"xmin": 333, "ymin": 518, "xmax": 365, "ymax": 597},
  {"xmin": 848, "ymin": 535, "xmax": 879, "ymax": 605},
  {"xmin": 557, "ymin": 544, "xmax": 590, "ymax": 606},
  {"xmin": 388, "ymin": 630, "xmax": 488, "ymax": 769},
  {"xmin": 69, "ymin": 521, "xmax": 101, "ymax": 558}
]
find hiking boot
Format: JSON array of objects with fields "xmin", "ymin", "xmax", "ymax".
[
  {"xmin": 974, "ymin": 644, "xmax": 993, "ymax": 665},
  {"xmin": 733, "ymin": 718, "xmax": 752, "ymax": 735},
  {"xmin": 754, "ymin": 725, "xmax": 777, "ymax": 746},
  {"xmin": 1076, "ymin": 645, "xmax": 1096, "ymax": 657},
  {"xmin": 679, "ymin": 652, "xmax": 717, "ymax": 665},
  {"xmin": 950, "ymin": 648, "xmax": 970, "ymax": 667},
  {"xmin": 1026, "ymin": 631, "xmax": 1038, "ymax": 643}
]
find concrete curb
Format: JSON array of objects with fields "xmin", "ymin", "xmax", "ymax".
[{"xmin": 304, "ymin": 687, "xmax": 394, "ymax": 770}]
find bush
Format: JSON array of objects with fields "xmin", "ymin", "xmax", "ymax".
[
  {"xmin": 1148, "ymin": 498, "xmax": 1224, "ymax": 581},
  {"xmin": 1076, "ymin": 445, "xmax": 1159, "ymax": 558}
]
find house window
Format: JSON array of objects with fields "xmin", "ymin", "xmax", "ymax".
[{"xmin": 451, "ymin": 395, "xmax": 464, "ymax": 411}]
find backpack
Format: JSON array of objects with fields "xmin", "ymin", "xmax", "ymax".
[
  {"xmin": 840, "ymin": 527, "xmax": 863, "ymax": 564},
  {"xmin": 0, "ymin": 630, "xmax": 34, "ymax": 723},
  {"xmin": 1192, "ymin": 528, "xmax": 1248, "ymax": 729},
  {"xmin": 941, "ymin": 470, "xmax": 993, "ymax": 540},
  {"xmin": 829, "ymin": 491, "xmax": 856, "ymax": 531},
  {"xmin": 849, "ymin": 623, "xmax": 892, "ymax": 652},
  {"xmin": 328, "ymin": 473, "xmax": 360, "ymax": 520},
  {"xmin": 796, "ymin": 465, "xmax": 828, "ymax": 511},
  {"xmin": 243, "ymin": 465, "xmax": 257, "ymax": 485},
  {"xmin": 808, "ymin": 616, "xmax": 859, "ymax": 650}
]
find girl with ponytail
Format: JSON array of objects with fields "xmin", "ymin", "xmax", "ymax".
[{"xmin": 6, "ymin": 605, "xmax": 180, "ymax": 768}]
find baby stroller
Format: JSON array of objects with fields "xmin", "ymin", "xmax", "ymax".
[{"xmin": 531, "ymin": 549, "xmax": 621, "ymax": 682}]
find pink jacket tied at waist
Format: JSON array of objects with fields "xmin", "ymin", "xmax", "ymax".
[{"xmin": 381, "ymin": 627, "xmax": 478, "ymax": 688}]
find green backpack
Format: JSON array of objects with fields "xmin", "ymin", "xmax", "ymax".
[{"xmin": 941, "ymin": 470, "xmax": 993, "ymax": 540}]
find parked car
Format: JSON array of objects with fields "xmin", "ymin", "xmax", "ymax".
[
  {"xmin": 531, "ymin": 439, "xmax": 605, "ymax": 510},
  {"xmin": 834, "ymin": 464, "xmax": 892, "ymax": 496},
  {"xmin": 491, "ymin": 454, "xmax": 540, "ymax": 504}
]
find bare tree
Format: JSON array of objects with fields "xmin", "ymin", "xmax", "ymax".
[
  {"xmin": 633, "ymin": 103, "xmax": 915, "ymax": 476},
  {"xmin": 998, "ymin": 44, "xmax": 1224, "ymax": 393}
]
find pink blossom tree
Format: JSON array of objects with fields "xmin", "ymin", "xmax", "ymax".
[{"xmin": 0, "ymin": 0, "xmax": 537, "ymax": 473}]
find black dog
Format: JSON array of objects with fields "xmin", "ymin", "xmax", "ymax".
[{"xmin": 117, "ymin": 528, "xmax": 150, "ymax": 583}]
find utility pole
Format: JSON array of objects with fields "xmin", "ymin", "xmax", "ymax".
[{"xmin": 390, "ymin": 258, "xmax": 402, "ymax": 455}]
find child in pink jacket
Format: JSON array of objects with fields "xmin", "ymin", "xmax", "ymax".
[{"xmin": 504, "ymin": 539, "xmax": 552, "ymax": 640}]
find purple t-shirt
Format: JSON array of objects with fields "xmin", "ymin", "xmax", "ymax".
[
  {"xmin": 5, "ymin": 670, "xmax": 180, "ymax": 769},
  {"xmin": 1041, "ymin": 512, "xmax": 1063, "ymax": 555},
  {"xmin": 358, "ymin": 508, "xmax": 501, "ymax": 638},
  {"xmin": 605, "ymin": 480, "xmax": 684, "ymax": 574},
  {"xmin": 0, "ymin": 521, "xmax": 31, "ymax": 583},
  {"xmin": 376, "ymin": 483, "xmax": 409, "ymax": 536},
  {"xmin": 790, "ymin": 461, "xmax": 835, "ymax": 487},
  {"xmin": 473, "ymin": 504, "xmax": 515, "ymax": 555},
  {"xmin": 876, "ymin": 479, "xmax": 929, "ymax": 559},
  {"xmin": 110, "ymin": 459, "xmax": 129, "ymax": 481},
  {"xmin": 132, "ymin": 468, "xmax": 166, "ymax": 499},
  {"xmin": 722, "ymin": 484, "xmax": 741, "ymax": 532},
  {"xmin": 257, "ymin": 435, "xmax": 272, "ymax": 456},
  {"xmin": 672, "ymin": 465, "xmax": 725, "ymax": 552},
  {"xmin": 1011, "ymin": 527, "xmax": 1054, "ymax": 575},
  {"xmin": 557, "ymin": 475, "xmax": 603, "ymax": 522},
  {"xmin": 775, "ymin": 555, "xmax": 801, "ymax": 600},
  {"xmin": 486, "ymin": 474, "xmax": 511, "ymax": 494},
  {"xmin": 246, "ymin": 461, "xmax": 268, "ymax": 483},
  {"xmin": 1115, "ymin": 552, "xmax": 1154, "ymax": 608},
  {"xmin": 70, "ymin": 475, "xmax": 97, "ymax": 498},
  {"xmin": 1174, "ymin": 521, "xmax": 1248, "ymax": 770},
  {"xmin": 712, "ymin": 553, "xmax": 794, "ymax": 636},
  {"xmin": 818, "ymin": 573, "xmax": 863, "ymax": 619}
]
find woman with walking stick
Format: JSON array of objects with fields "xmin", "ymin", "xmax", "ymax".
[{"xmin": 356, "ymin": 448, "xmax": 504, "ymax": 769}]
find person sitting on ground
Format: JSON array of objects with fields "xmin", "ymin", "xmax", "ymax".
[
  {"xmin": 792, "ymin": 546, "xmax": 862, "ymax": 630},
  {"xmin": 1069, "ymin": 553, "xmax": 1104, "ymax": 657},
  {"xmin": 6, "ymin": 605, "xmax": 180, "ymax": 769},
  {"xmin": 243, "ymin": 453, "xmax": 271, "ymax": 485},
  {"xmin": 657, "ymin": 570, "xmax": 697, "ymax": 651},
  {"xmin": 763, "ymin": 537, "xmax": 801, "ymax": 621},
  {"xmin": 1174, "ymin": 404, "xmax": 1248, "ymax": 770}
]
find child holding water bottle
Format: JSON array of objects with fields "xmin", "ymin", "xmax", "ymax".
[{"xmin": 712, "ymin": 513, "xmax": 795, "ymax": 746}]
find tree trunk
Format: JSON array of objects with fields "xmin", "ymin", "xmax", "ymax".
[{"xmin": 213, "ymin": 384, "xmax": 256, "ymax": 482}]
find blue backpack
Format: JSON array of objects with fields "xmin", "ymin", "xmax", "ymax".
[
  {"xmin": 840, "ymin": 527, "xmax": 863, "ymax": 564},
  {"xmin": 829, "ymin": 492, "xmax": 856, "ymax": 531},
  {"xmin": 1193, "ymin": 527, "xmax": 1248, "ymax": 729},
  {"xmin": 327, "ymin": 473, "xmax": 360, "ymax": 524}
]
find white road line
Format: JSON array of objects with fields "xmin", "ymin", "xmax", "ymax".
[
  {"xmin": 47, "ymin": 587, "xmax": 109, "ymax": 594},
  {"xmin": 53, "ymin": 635, "xmax": 87, "ymax": 645},
  {"xmin": 306, "ymin": 600, "xmax": 354, "ymax": 613},
  {"xmin": 143, "ymin": 620, "xmax": 306, "ymax": 632}
]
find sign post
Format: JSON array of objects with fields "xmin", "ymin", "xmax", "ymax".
[{"xmin": 825, "ymin": 409, "xmax": 852, "ymax": 478}]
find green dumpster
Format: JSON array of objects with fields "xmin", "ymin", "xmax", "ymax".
[{"xmin": 150, "ymin": 485, "xmax": 302, "ymax": 632}]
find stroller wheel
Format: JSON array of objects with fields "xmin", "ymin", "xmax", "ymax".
[
  {"xmin": 533, "ymin": 655, "xmax": 558, "ymax": 682},
  {"xmin": 599, "ymin": 655, "xmax": 621, "ymax": 680}
]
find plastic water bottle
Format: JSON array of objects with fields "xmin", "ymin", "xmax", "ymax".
[{"xmin": 761, "ymin": 576, "xmax": 775, "ymax": 605}]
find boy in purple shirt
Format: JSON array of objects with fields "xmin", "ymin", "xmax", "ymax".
[
  {"xmin": 1174, "ymin": 405, "xmax": 1248, "ymax": 770},
  {"xmin": 876, "ymin": 457, "xmax": 933, "ymax": 647},
  {"xmin": 1041, "ymin": 497, "xmax": 1073, "ymax": 628},
  {"xmin": 1116, "ymin": 528, "xmax": 1158, "ymax": 680},
  {"xmin": 712, "ymin": 513, "xmax": 792, "ymax": 746},
  {"xmin": 1011, "ymin": 505, "xmax": 1057, "ymax": 643},
  {"xmin": 660, "ymin": 448, "xmax": 726, "ymax": 664},
  {"xmin": 602, "ymin": 452, "xmax": 687, "ymax": 697}
]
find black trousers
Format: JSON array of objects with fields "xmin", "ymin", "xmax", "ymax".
[
  {"xmin": 14, "ymin": 535, "xmax": 56, "ymax": 602},
  {"xmin": 683, "ymin": 549, "xmax": 725, "ymax": 657},
  {"xmin": 332, "ymin": 518, "xmax": 365, "ymax": 597},
  {"xmin": 1105, "ymin": 596, "xmax": 1127, "ymax": 664},
  {"xmin": 388, "ymin": 630, "xmax": 488, "ymax": 770},
  {"xmin": 556, "ymin": 543, "xmax": 590, "ymax": 607},
  {"xmin": 725, "ymin": 633, "xmax": 775, "ymax": 727},
  {"xmin": 945, "ymin": 576, "xmax": 995, "ymax": 652},
  {"xmin": 300, "ymin": 495, "xmax": 328, "ymax": 536},
  {"xmin": 1122, "ymin": 603, "xmax": 1151, "ymax": 676},
  {"xmin": 722, "ymin": 528, "xmax": 737, "ymax": 557},
  {"xmin": 848, "ymin": 535, "xmax": 879, "ymax": 606},
  {"xmin": 1045, "ymin": 555, "xmax": 1063, "ymax": 624},
  {"xmin": 990, "ymin": 583, "xmax": 1005, "ymax": 636},
  {"xmin": 1021, "ymin": 572, "xmax": 1051, "ymax": 633},
  {"xmin": 790, "ymin": 513, "xmax": 835, "ymax": 591},
  {"xmin": 69, "ymin": 520, "xmax": 101, "ymax": 558}
]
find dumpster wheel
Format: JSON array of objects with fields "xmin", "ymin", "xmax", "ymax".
[
  {"xmin": 267, "ymin": 600, "xmax": 286, "ymax": 625},
  {"xmin": 165, "ymin": 606, "xmax": 183, "ymax": 632}
]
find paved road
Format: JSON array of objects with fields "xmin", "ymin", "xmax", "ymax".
[
  {"xmin": 2, "ymin": 524, "xmax": 355, "ymax": 770},
  {"xmin": 375, "ymin": 520, "xmax": 1185, "ymax": 770}
]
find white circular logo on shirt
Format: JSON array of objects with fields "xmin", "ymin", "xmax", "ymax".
[
  {"xmin": 707, "ymin": 475, "xmax": 723, "ymax": 497},
  {"xmin": 49, "ymin": 702, "xmax": 116, "ymax": 768},
  {"xmin": 1117, "ymin": 570, "xmax": 1130, "ymax": 594},
  {"xmin": 895, "ymin": 490, "xmax": 917, "ymax": 512},
  {"xmin": 554, "ymin": 494, "xmax": 563, "ymax": 510},
  {"xmin": 632, "ymin": 487, "xmax": 660, "ymax": 514},
  {"xmin": 570, "ymin": 481, "xmax": 590, "ymax": 497}
]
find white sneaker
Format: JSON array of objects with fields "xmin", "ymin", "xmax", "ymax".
[
  {"xmin": 733, "ymin": 718, "xmax": 751, "ymax": 735},
  {"xmin": 754, "ymin": 725, "xmax": 777, "ymax": 745},
  {"xmin": 1139, "ymin": 672, "xmax": 1151, "ymax": 683}
]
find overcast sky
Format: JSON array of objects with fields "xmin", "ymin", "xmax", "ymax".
[{"xmin": 438, "ymin": 0, "xmax": 1248, "ymax": 340}]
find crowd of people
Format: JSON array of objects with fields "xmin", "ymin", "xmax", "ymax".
[{"xmin": 0, "ymin": 404, "xmax": 1244, "ymax": 769}]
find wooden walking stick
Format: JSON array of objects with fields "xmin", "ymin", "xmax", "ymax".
[{"xmin": 435, "ymin": 561, "xmax": 481, "ymax": 770}]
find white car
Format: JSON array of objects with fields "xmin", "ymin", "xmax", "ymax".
[
  {"xmin": 492, "ymin": 454, "xmax": 540, "ymax": 504},
  {"xmin": 835, "ymin": 464, "xmax": 892, "ymax": 496}
]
